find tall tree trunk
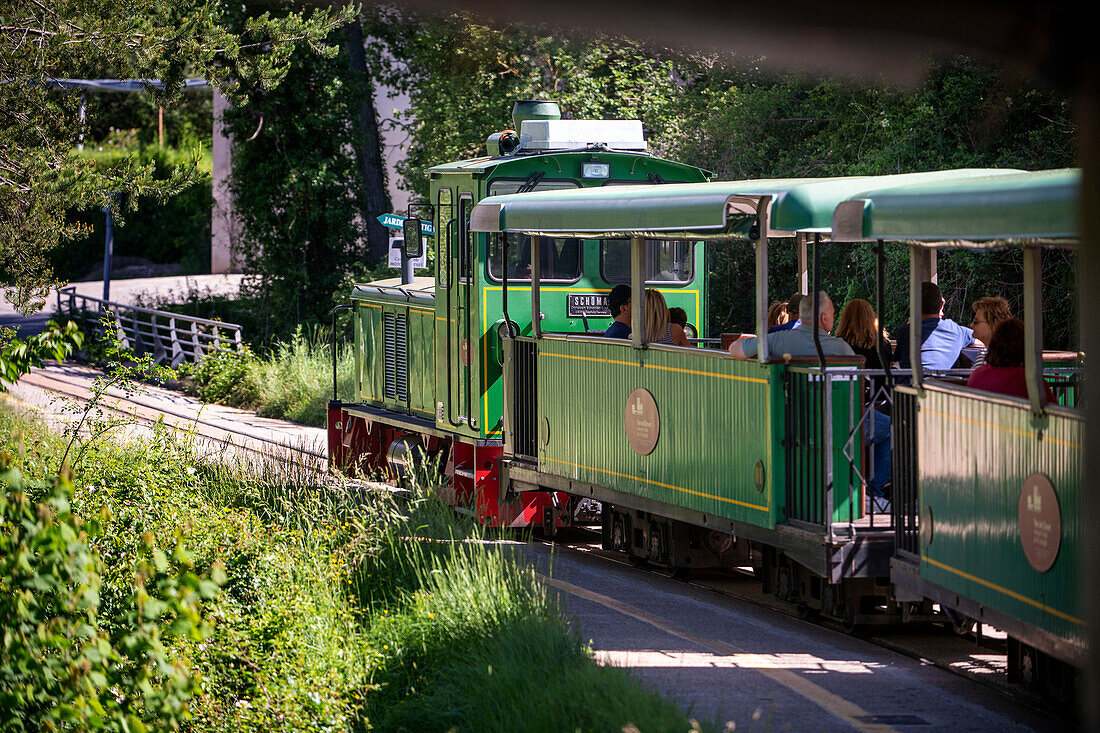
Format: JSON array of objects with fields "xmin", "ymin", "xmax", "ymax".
[{"xmin": 345, "ymin": 16, "xmax": 391, "ymax": 266}]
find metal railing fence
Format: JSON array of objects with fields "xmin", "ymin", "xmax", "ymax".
[{"xmin": 57, "ymin": 286, "xmax": 243, "ymax": 366}]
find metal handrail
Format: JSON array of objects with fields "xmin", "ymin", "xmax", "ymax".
[{"xmin": 56, "ymin": 285, "xmax": 244, "ymax": 366}]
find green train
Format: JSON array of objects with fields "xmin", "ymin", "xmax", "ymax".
[
  {"xmin": 328, "ymin": 101, "xmax": 711, "ymax": 526},
  {"xmin": 328, "ymin": 104, "xmax": 1083, "ymax": 699}
]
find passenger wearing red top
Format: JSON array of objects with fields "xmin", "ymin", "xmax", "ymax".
[{"xmin": 966, "ymin": 318, "xmax": 1054, "ymax": 401}]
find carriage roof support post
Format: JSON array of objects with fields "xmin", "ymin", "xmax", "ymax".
[
  {"xmin": 755, "ymin": 203, "xmax": 770, "ymax": 363},
  {"xmin": 909, "ymin": 244, "xmax": 925, "ymax": 390},
  {"xmin": 631, "ymin": 235, "xmax": 645, "ymax": 349},
  {"xmin": 811, "ymin": 234, "xmax": 825, "ymax": 370},
  {"xmin": 797, "ymin": 232, "xmax": 809, "ymax": 295},
  {"xmin": 1023, "ymin": 244, "xmax": 1047, "ymax": 415},
  {"xmin": 875, "ymin": 240, "xmax": 892, "ymax": 388},
  {"xmin": 531, "ymin": 235, "xmax": 542, "ymax": 339}
]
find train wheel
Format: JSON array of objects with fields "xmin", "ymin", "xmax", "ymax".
[{"xmin": 944, "ymin": 609, "xmax": 975, "ymax": 637}]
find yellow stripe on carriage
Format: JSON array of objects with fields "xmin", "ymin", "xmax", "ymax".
[
  {"xmin": 921, "ymin": 555, "xmax": 1083, "ymax": 625},
  {"xmin": 541, "ymin": 351, "xmax": 768, "ymax": 384},
  {"xmin": 543, "ymin": 457, "xmax": 769, "ymax": 512},
  {"xmin": 922, "ymin": 408, "xmax": 1082, "ymax": 450}
]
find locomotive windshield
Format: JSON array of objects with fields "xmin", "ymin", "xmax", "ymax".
[
  {"xmin": 488, "ymin": 234, "xmax": 582, "ymax": 282},
  {"xmin": 601, "ymin": 239, "xmax": 694, "ymax": 284}
]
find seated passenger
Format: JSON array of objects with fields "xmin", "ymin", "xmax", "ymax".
[
  {"xmin": 966, "ymin": 318, "xmax": 1055, "ymax": 401},
  {"xmin": 835, "ymin": 298, "xmax": 894, "ymax": 407},
  {"xmin": 768, "ymin": 292, "xmax": 804, "ymax": 333},
  {"xmin": 603, "ymin": 284, "xmax": 632, "ymax": 339},
  {"xmin": 767, "ymin": 300, "xmax": 788, "ymax": 329},
  {"xmin": 645, "ymin": 289, "xmax": 691, "ymax": 347},
  {"xmin": 669, "ymin": 306, "xmax": 688, "ymax": 329},
  {"xmin": 729, "ymin": 290, "xmax": 854, "ymax": 360},
  {"xmin": 730, "ymin": 291, "xmax": 890, "ymax": 497},
  {"xmin": 969, "ymin": 295, "xmax": 1012, "ymax": 366},
  {"xmin": 895, "ymin": 282, "xmax": 982, "ymax": 371}
]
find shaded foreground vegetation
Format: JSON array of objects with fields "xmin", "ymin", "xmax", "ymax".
[{"xmin": 0, "ymin": 397, "xmax": 713, "ymax": 731}]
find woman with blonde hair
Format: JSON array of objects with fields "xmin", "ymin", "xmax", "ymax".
[
  {"xmin": 836, "ymin": 299, "xmax": 894, "ymax": 408},
  {"xmin": 644, "ymin": 289, "xmax": 690, "ymax": 347}
]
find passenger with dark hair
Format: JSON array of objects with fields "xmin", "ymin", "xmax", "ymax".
[
  {"xmin": 767, "ymin": 300, "xmax": 788, "ymax": 329},
  {"xmin": 966, "ymin": 318, "xmax": 1055, "ymax": 401},
  {"xmin": 669, "ymin": 306, "xmax": 688, "ymax": 329},
  {"xmin": 768, "ymin": 292, "xmax": 803, "ymax": 333},
  {"xmin": 894, "ymin": 282, "xmax": 982, "ymax": 371},
  {"xmin": 603, "ymin": 284, "xmax": 632, "ymax": 339}
]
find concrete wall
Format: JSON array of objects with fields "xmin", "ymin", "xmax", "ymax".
[{"xmin": 210, "ymin": 82, "xmax": 411, "ymax": 273}]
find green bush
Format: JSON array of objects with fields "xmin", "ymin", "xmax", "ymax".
[
  {"xmin": 0, "ymin": 457, "xmax": 220, "ymax": 732},
  {"xmin": 179, "ymin": 346, "xmax": 260, "ymax": 406}
]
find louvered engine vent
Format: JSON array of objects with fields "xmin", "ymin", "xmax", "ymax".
[{"xmin": 382, "ymin": 312, "xmax": 409, "ymax": 402}]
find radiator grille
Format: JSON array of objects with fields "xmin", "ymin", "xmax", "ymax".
[{"xmin": 383, "ymin": 312, "xmax": 409, "ymax": 402}]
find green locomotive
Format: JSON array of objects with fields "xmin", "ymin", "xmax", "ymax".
[{"xmin": 328, "ymin": 101, "xmax": 711, "ymax": 527}]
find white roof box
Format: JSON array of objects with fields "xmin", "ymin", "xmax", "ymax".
[{"xmin": 518, "ymin": 119, "xmax": 647, "ymax": 151}]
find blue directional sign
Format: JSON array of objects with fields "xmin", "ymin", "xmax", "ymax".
[{"xmin": 377, "ymin": 213, "xmax": 435, "ymax": 237}]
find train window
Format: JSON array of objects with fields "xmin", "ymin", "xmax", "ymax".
[
  {"xmin": 600, "ymin": 239, "xmax": 694, "ymax": 284},
  {"xmin": 458, "ymin": 195, "xmax": 473, "ymax": 282},
  {"xmin": 437, "ymin": 187, "xmax": 453, "ymax": 288},
  {"xmin": 488, "ymin": 235, "xmax": 582, "ymax": 283}
]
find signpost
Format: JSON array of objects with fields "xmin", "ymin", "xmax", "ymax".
[
  {"xmin": 377, "ymin": 214, "xmax": 433, "ymax": 284},
  {"xmin": 377, "ymin": 213, "xmax": 435, "ymax": 237}
]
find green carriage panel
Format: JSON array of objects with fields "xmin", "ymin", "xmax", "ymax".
[
  {"xmin": 355, "ymin": 301, "xmax": 382, "ymax": 405},
  {"xmin": 917, "ymin": 385, "xmax": 1084, "ymax": 652},
  {"xmin": 533, "ymin": 336, "xmax": 783, "ymax": 529}
]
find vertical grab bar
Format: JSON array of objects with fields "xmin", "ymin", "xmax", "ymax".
[
  {"xmin": 442, "ymin": 219, "xmax": 462, "ymax": 428},
  {"xmin": 464, "ymin": 206, "xmax": 477, "ymax": 430}
]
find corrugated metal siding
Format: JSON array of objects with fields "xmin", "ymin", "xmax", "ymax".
[
  {"xmin": 382, "ymin": 311, "xmax": 409, "ymax": 403},
  {"xmin": 537, "ymin": 339, "xmax": 779, "ymax": 529},
  {"xmin": 918, "ymin": 386, "xmax": 1083, "ymax": 650},
  {"xmin": 408, "ymin": 308, "xmax": 436, "ymax": 418}
]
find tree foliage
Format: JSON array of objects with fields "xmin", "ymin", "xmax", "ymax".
[
  {"xmin": 225, "ymin": 37, "xmax": 379, "ymax": 341},
  {"xmin": 0, "ymin": 0, "xmax": 354, "ymax": 314},
  {"xmin": 364, "ymin": 13, "xmax": 1076, "ymax": 346}
]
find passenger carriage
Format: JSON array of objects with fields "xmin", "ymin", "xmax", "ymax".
[{"xmin": 831, "ymin": 169, "xmax": 1084, "ymax": 697}]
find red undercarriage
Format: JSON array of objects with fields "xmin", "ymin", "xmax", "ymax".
[{"xmin": 327, "ymin": 405, "xmax": 569, "ymax": 529}]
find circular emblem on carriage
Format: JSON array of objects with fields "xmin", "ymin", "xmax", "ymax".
[
  {"xmin": 624, "ymin": 388, "xmax": 660, "ymax": 456},
  {"xmin": 1019, "ymin": 473, "xmax": 1061, "ymax": 573},
  {"xmin": 921, "ymin": 506, "xmax": 934, "ymax": 546},
  {"xmin": 460, "ymin": 338, "xmax": 470, "ymax": 366},
  {"xmin": 753, "ymin": 460, "xmax": 766, "ymax": 493}
]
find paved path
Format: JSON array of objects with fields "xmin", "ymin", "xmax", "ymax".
[
  {"xmin": 522, "ymin": 540, "xmax": 1064, "ymax": 732},
  {"xmin": 1, "ymin": 274, "xmax": 245, "ymax": 338}
]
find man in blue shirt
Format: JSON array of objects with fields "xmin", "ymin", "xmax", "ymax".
[
  {"xmin": 895, "ymin": 282, "xmax": 983, "ymax": 370},
  {"xmin": 603, "ymin": 284, "xmax": 632, "ymax": 339}
]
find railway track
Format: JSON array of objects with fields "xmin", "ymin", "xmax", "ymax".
[
  {"xmin": 3, "ymin": 362, "xmax": 1072, "ymax": 727},
  {"xmin": 4, "ymin": 363, "xmax": 326, "ymax": 469}
]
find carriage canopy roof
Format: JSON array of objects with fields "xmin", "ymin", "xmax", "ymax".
[
  {"xmin": 831, "ymin": 168, "xmax": 1081, "ymax": 245},
  {"xmin": 469, "ymin": 169, "xmax": 1023, "ymax": 240}
]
